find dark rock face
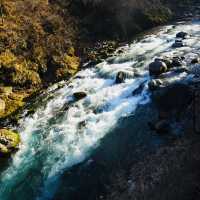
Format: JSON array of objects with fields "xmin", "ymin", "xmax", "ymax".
[
  {"xmin": 154, "ymin": 119, "xmax": 170, "ymax": 134},
  {"xmin": 73, "ymin": 92, "xmax": 87, "ymax": 100},
  {"xmin": 153, "ymin": 83, "xmax": 193, "ymax": 116},
  {"xmin": 176, "ymin": 31, "xmax": 188, "ymax": 39},
  {"xmin": 149, "ymin": 61, "xmax": 167, "ymax": 76},
  {"xmin": 115, "ymin": 71, "xmax": 126, "ymax": 84}
]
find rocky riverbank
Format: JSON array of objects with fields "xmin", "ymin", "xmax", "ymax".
[
  {"xmin": 0, "ymin": 0, "xmax": 197, "ymax": 125},
  {"xmin": 103, "ymin": 29, "xmax": 200, "ymax": 200}
]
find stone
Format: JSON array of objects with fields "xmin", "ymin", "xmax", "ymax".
[
  {"xmin": 73, "ymin": 92, "xmax": 87, "ymax": 101},
  {"xmin": 0, "ymin": 129, "xmax": 20, "ymax": 154},
  {"xmin": 149, "ymin": 61, "xmax": 167, "ymax": 76},
  {"xmin": 148, "ymin": 79, "xmax": 163, "ymax": 91},
  {"xmin": 172, "ymin": 40, "xmax": 184, "ymax": 48},
  {"xmin": 176, "ymin": 31, "xmax": 188, "ymax": 39},
  {"xmin": 191, "ymin": 58, "xmax": 199, "ymax": 64},
  {"xmin": 115, "ymin": 71, "xmax": 126, "ymax": 84},
  {"xmin": 154, "ymin": 58, "xmax": 173, "ymax": 69}
]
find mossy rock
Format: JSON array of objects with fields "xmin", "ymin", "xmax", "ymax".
[{"xmin": 0, "ymin": 129, "xmax": 20, "ymax": 154}]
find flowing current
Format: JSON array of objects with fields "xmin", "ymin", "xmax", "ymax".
[{"xmin": 0, "ymin": 21, "xmax": 200, "ymax": 200}]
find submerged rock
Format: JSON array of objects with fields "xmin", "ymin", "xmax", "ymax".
[
  {"xmin": 172, "ymin": 39, "xmax": 184, "ymax": 48},
  {"xmin": 115, "ymin": 71, "xmax": 126, "ymax": 84},
  {"xmin": 73, "ymin": 92, "xmax": 87, "ymax": 101},
  {"xmin": 149, "ymin": 61, "xmax": 167, "ymax": 76},
  {"xmin": 0, "ymin": 129, "xmax": 20, "ymax": 155}
]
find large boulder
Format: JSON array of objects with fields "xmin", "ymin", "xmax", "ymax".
[
  {"xmin": 154, "ymin": 58, "xmax": 173, "ymax": 69},
  {"xmin": 176, "ymin": 31, "xmax": 188, "ymax": 39},
  {"xmin": 0, "ymin": 129, "xmax": 20, "ymax": 155},
  {"xmin": 149, "ymin": 61, "xmax": 167, "ymax": 76}
]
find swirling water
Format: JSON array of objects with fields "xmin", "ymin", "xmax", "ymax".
[{"xmin": 0, "ymin": 21, "xmax": 200, "ymax": 200}]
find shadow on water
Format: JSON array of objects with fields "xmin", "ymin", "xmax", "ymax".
[{"xmin": 53, "ymin": 102, "xmax": 171, "ymax": 200}]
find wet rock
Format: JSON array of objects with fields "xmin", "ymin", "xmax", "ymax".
[
  {"xmin": 161, "ymin": 59, "xmax": 172, "ymax": 69},
  {"xmin": 172, "ymin": 39, "xmax": 184, "ymax": 48},
  {"xmin": 148, "ymin": 79, "xmax": 163, "ymax": 91},
  {"xmin": 115, "ymin": 71, "xmax": 126, "ymax": 84},
  {"xmin": 176, "ymin": 31, "xmax": 188, "ymax": 39},
  {"xmin": 73, "ymin": 92, "xmax": 87, "ymax": 101},
  {"xmin": 191, "ymin": 58, "xmax": 199, "ymax": 64},
  {"xmin": 149, "ymin": 61, "xmax": 167, "ymax": 76},
  {"xmin": 0, "ymin": 129, "xmax": 20, "ymax": 155}
]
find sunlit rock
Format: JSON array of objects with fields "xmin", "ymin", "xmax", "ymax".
[
  {"xmin": 149, "ymin": 61, "xmax": 167, "ymax": 76},
  {"xmin": 0, "ymin": 129, "xmax": 20, "ymax": 155}
]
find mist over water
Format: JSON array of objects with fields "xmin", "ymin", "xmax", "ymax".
[{"xmin": 0, "ymin": 21, "xmax": 200, "ymax": 200}]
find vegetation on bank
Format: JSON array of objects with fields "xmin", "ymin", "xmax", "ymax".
[{"xmin": 0, "ymin": 0, "xmax": 81, "ymax": 120}]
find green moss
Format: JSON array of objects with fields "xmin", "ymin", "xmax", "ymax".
[{"xmin": 0, "ymin": 129, "xmax": 20, "ymax": 154}]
